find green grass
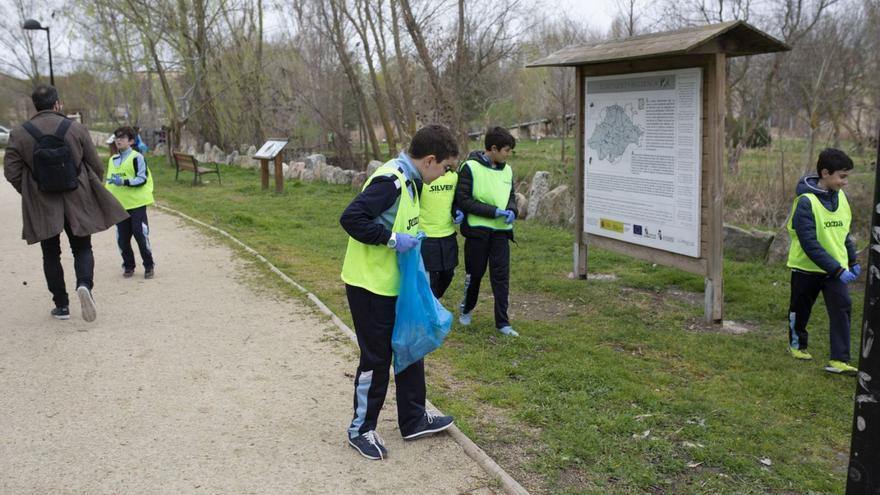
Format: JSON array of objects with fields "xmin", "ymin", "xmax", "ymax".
[{"xmin": 148, "ymin": 152, "xmax": 864, "ymax": 494}]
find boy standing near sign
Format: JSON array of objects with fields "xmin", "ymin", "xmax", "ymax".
[
  {"xmin": 420, "ymin": 166, "xmax": 465, "ymax": 298},
  {"xmin": 786, "ymin": 148, "xmax": 859, "ymax": 375},
  {"xmin": 105, "ymin": 126, "xmax": 156, "ymax": 279},
  {"xmin": 456, "ymin": 127, "xmax": 519, "ymax": 337},
  {"xmin": 340, "ymin": 125, "xmax": 458, "ymax": 460}
]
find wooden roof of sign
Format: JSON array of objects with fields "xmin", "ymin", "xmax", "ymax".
[{"xmin": 527, "ymin": 21, "xmax": 790, "ymax": 68}]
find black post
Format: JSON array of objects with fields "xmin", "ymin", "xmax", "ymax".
[
  {"xmin": 46, "ymin": 26, "xmax": 54, "ymax": 87},
  {"xmin": 847, "ymin": 127, "xmax": 880, "ymax": 493}
]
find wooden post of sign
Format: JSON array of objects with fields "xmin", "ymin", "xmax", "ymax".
[
  {"xmin": 704, "ymin": 53, "xmax": 725, "ymax": 322},
  {"xmin": 573, "ymin": 66, "xmax": 588, "ymax": 279},
  {"xmin": 274, "ymin": 154, "xmax": 284, "ymax": 194},
  {"xmin": 260, "ymin": 159, "xmax": 270, "ymax": 191}
]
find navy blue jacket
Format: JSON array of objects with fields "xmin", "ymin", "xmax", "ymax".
[{"xmin": 790, "ymin": 175, "xmax": 856, "ymax": 276}]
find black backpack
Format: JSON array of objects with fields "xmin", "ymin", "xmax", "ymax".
[{"xmin": 22, "ymin": 118, "xmax": 79, "ymax": 193}]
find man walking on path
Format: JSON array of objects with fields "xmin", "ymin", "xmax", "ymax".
[{"xmin": 3, "ymin": 85, "xmax": 128, "ymax": 322}]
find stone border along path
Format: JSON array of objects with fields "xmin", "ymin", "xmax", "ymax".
[
  {"xmin": 0, "ymin": 168, "xmax": 529, "ymax": 494},
  {"xmin": 153, "ymin": 203, "xmax": 531, "ymax": 495}
]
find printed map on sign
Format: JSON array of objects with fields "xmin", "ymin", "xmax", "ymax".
[{"xmin": 587, "ymin": 104, "xmax": 643, "ymax": 164}]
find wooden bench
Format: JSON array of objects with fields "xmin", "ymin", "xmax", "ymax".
[{"xmin": 173, "ymin": 151, "xmax": 221, "ymax": 185}]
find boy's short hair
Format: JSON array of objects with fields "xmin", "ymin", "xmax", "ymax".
[
  {"xmin": 409, "ymin": 124, "xmax": 459, "ymax": 162},
  {"xmin": 114, "ymin": 126, "xmax": 137, "ymax": 141},
  {"xmin": 817, "ymin": 148, "xmax": 854, "ymax": 176},
  {"xmin": 484, "ymin": 126, "xmax": 516, "ymax": 151},
  {"xmin": 32, "ymin": 85, "xmax": 59, "ymax": 112}
]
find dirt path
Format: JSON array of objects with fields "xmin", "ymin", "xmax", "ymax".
[{"xmin": 0, "ymin": 180, "xmax": 495, "ymax": 494}]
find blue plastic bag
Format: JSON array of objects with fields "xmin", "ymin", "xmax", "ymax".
[{"xmin": 392, "ymin": 235, "xmax": 453, "ymax": 373}]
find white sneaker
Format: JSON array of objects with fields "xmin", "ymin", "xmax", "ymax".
[
  {"xmin": 498, "ymin": 326, "xmax": 519, "ymax": 337},
  {"xmin": 459, "ymin": 312, "xmax": 472, "ymax": 326},
  {"xmin": 76, "ymin": 286, "xmax": 97, "ymax": 322}
]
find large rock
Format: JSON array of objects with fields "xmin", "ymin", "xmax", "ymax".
[
  {"xmin": 304, "ymin": 154, "xmax": 327, "ymax": 170},
  {"xmin": 153, "ymin": 143, "xmax": 166, "ymax": 156},
  {"xmin": 766, "ymin": 226, "xmax": 790, "ymax": 264},
  {"xmin": 528, "ymin": 171, "xmax": 552, "ymax": 220},
  {"xmin": 516, "ymin": 180, "xmax": 530, "ymax": 195},
  {"xmin": 288, "ymin": 161, "xmax": 305, "ymax": 180},
  {"xmin": 724, "ymin": 224, "xmax": 775, "ymax": 261},
  {"xmin": 351, "ymin": 171, "xmax": 368, "ymax": 189},
  {"xmin": 211, "ymin": 145, "xmax": 224, "ymax": 163},
  {"xmin": 515, "ymin": 192, "xmax": 529, "ymax": 219},
  {"xmin": 532, "ymin": 185, "xmax": 574, "ymax": 226},
  {"xmin": 246, "ymin": 145, "xmax": 257, "ymax": 158},
  {"xmin": 300, "ymin": 168, "xmax": 316, "ymax": 182},
  {"xmin": 366, "ymin": 160, "xmax": 383, "ymax": 176},
  {"xmin": 226, "ymin": 150, "xmax": 239, "ymax": 166}
]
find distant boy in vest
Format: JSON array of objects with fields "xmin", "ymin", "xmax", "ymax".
[
  {"xmin": 340, "ymin": 125, "xmax": 458, "ymax": 460},
  {"xmin": 786, "ymin": 148, "xmax": 859, "ymax": 375},
  {"xmin": 105, "ymin": 126, "xmax": 156, "ymax": 279},
  {"xmin": 456, "ymin": 127, "xmax": 519, "ymax": 337},
  {"xmin": 419, "ymin": 166, "xmax": 465, "ymax": 298}
]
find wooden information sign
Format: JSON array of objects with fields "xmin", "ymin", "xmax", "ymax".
[
  {"xmin": 254, "ymin": 139, "xmax": 289, "ymax": 193},
  {"xmin": 528, "ymin": 21, "xmax": 789, "ymax": 322}
]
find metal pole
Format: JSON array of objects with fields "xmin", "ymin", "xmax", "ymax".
[
  {"xmin": 45, "ymin": 27, "xmax": 54, "ymax": 87},
  {"xmin": 846, "ymin": 127, "xmax": 880, "ymax": 493}
]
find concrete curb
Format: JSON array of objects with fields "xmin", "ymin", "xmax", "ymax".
[{"xmin": 154, "ymin": 203, "xmax": 531, "ymax": 495}]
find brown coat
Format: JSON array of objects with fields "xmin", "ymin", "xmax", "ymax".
[{"xmin": 3, "ymin": 110, "xmax": 129, "ymax": 244}]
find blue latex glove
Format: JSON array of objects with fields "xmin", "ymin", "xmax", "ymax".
[
  {"xmin": 839, "ymin": 270, "xmax": 858, "ymax": 284},
  {"xmin": 851, "ymin": 264, "xmax": 861, "ymax": 277},
  {"xmin": 453, "ymin": 209, "xmax": 465, "ymax": 225},
  {"xmin": 502, "ymin": 210, "xmax": 516, "ymax": 225},
  {"xmin": 394, "ymin": 233, "xmax": 418, "ymax": 254},
  {"xmin": 107, "ymin": 176, "xmax": 124, "ymax": 186},
  {"xmin": 494, "ymin": 208, "xmax": 506, "ymax": 218}
]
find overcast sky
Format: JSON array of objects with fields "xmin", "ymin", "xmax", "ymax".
[{"xmin": 3, "ymin": 0, "xmax": 623, "ymax": 79}]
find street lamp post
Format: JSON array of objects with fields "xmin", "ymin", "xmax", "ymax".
[{"xmin": 22, "ymin": 19, "xmax": 54, "ymax": 86}]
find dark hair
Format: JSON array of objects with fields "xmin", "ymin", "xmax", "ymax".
[
  {"xmin": 31, "ymin": 85, "xmax": 59, "ymax": 111},
  {"xmin": 484, "ymin": 126, "xmax": 516, "ymax": 151},
  {"xmin": 114, "ymin": 126, "xmax": 137, "ymax": 141},
  {"xmin": 817, "ymin": 148, "xmax": 854, "ymax": 176},
  {"xmin": 409, "ymin": 124, "xmax": 459, "ymax": 162}
]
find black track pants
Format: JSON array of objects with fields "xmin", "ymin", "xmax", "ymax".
[
  {"xmin": 788, "ymin": 270, "xmax": 852, "ymax": 362},
  {"xmin": 346, "ymin": 284, "xmax": 426, "ymax": 438},
  {"xmin": 461, "ymin": 233, "xmax": 510, "ymax": 329}
]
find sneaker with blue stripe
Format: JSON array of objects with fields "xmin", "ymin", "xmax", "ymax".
[
  {"xmin": 402, "ymin": 411, "xmax": 454, "ymax": 440},
  {"xmin": 348, "ymin": 430, "xmax": 387, "ymax": 460}
]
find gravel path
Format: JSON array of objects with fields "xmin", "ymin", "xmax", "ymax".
[{"xmin": 0, "ymin": 179, "xmax": 495, "ymax": 494}]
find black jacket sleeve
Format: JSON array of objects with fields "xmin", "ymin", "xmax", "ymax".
[
  {"xmin": 792, "ymin": 196, "xmax": 844, "ymax": 276},
  {"xmin": 339, "ymin": 176, "xmax": 399, "ymax": 246},
  {"xmin": 846, "ymin": 235, "xmax": 857, "ymax": 266},
  {"xmin": 455, "ymin": 163, "xmax": 500, "ymax": 218},
  {"xmin": 506, "ymin": 183, "xmax": 518, "ymax": 218}
]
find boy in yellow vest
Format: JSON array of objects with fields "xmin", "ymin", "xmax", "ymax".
[
  {"xmin": 105, "ymin": 126, "xmax": 155, "ymax": 279},
  {"xmin": 419, "ymin": 166, "xmax": 464, "ymax": 298},
  {"xmin": 340, "ymin": 125, "xmax": 458, "ymax": 460},
  {"xmin": 786, "ymin": 148, "xmax": 858, "ymax": 375},
  {"xmin": 456, "ymin": 127, "xmax": 519, "ymax": 336}
]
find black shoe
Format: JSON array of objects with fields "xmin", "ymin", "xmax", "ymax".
[
  {"xmin": 348, "ymin": 431, "xmax": 387, "ymax": 460},
  {"xmin": 402, "ymin": 411, "xmax": 455, "ymax": 440},
  {"xmin": 51, "ymin": 306, "xmax": 70, "ymax": 320},
  {"xmin": 144, "ymin": 268, "xmax": 154, "ymax": 279},
  {"xmin": 76, "ymin": 286, "xmax": 97, "ymax": 322},
  {"xmin": 123, "ymin": 269, "xmax": 135, "ymax": 278}
]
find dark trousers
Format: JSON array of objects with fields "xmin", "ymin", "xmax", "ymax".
[
  {"xmin": 429, "ymin": 269, "xmax": 455, "ymax": 299},
  {"xmin": 40, "ymin": 221, "xmax": 94, "ymax": 308},
  {"xmin": 116, "ymin": 206, "xmax": 154, "ymax": 270},
  {"xmin": 346, "ymin": 284, "xmax": 426, "ymax": 438},
  {"xmin": 462, "ymin": 233, "xmax": 510, "ymax": 329},
  {"xmin": 788, "ymin": 270, "xmax": 852, "ymax": 362}
]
